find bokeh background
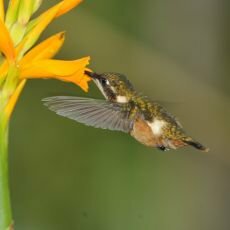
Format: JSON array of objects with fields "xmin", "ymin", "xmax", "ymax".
[{"xmin": 9, "ymin": 0, "xmax": 229, "ymax": 229}]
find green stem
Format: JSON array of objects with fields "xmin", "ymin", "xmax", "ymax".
[
  {"xmin": 0, "ymin": 63, "xmax": 18, "ymax": 230},
  {"xmin": 0, "ymin": 116, "xmax": 13, "ymax": 230}
]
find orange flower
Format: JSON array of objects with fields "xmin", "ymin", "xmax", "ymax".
[
  {"xmin": 0, "ymin": 1, "xmax": 92, "ymax": 230},
  {"xmin": 0, "ymin": 0, "xmax": 91, "ymax": 120}
]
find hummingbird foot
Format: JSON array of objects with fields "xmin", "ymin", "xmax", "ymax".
[{"xmin": 157, "ymin": 145, "xmax": 169, "ymax": 151}]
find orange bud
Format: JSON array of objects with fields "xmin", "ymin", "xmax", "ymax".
[
  {"xmin": 4, "ymin": 79, "xmax": 26, "ymax": 119},
  {"xmin": 18, "ymin": 2, "xmax": 62, "ymax": 56},
  {"xmin": 0, "ymin": 18, "xmax": 15, "ymax": 62},
  {"xmin": 55, "ymin": 0, "xmax": 82, "ymax": 18},
  {"xmin": 20, "ymin": 31, "xmax": 65, "ymax": 65},
  {"xmin": 0, "ymin": 0, "xmax": 4, "ymax": 21},
  {"xmin": 0, "ymin": 61, "xmax": 9, "ymax": 80}
]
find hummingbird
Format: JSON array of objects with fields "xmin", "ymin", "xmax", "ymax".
[{"xmin": 43, "ymin": 71, "xmax": 209, "ymax": 152}]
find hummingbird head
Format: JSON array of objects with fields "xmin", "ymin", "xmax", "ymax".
[{"xmin": 85, "ymin": 71, "xmax": 135, "ymax": 103}]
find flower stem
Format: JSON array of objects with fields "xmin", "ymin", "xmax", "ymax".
[{"xmin": 0, "ymin": 115, "xmax": 13, "ymax": 230}]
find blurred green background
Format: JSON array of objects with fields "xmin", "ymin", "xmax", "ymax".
[{"xmin": 9, "ymin": 0, "xmax": 230, "ymax": 229}]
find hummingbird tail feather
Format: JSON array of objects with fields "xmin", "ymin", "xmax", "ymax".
[{"xmin": 183, "ymin": 139, "xmax": 209, "ymax": 152}]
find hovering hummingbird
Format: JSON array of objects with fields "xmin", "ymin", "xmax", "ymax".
[{"xmin": 43, "ymin": 71, "xmax": 209, "ymax": 152}]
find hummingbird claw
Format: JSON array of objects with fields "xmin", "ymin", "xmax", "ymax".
[{"xmin": 157, "ymin": 145, "xmax": 168, "ymax": 151}]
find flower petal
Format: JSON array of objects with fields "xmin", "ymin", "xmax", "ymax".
[
  {"xmin": 55, "ymin": 0, "xmax": 82, "ymax": 18},
  {"xmin": 80, "ymin": 74, "xmax": 91, "ymax": 92},
  {"xmin": 54, "ymin": 69, "xmax": 91, "ymax": 92},
  {"xmin": 20, "ymin": 56, "xmax": 90, "ymax": 78},
  {"xmin": 18, "ymin": 2, "xmax": 62, "ymax": 56},
  {"xmin": 0, "ymin": 61, "xmax": 9, "ymax": 81},
  {"xmin": 67, "ymin": 73, "xmax": 91, "ymax": 92},
  {"xmin": 19, "ymin": 31, "xmax": 65, "ymax": 65},
  {"xmin": 4, "ymin": 79, "xmax": 26, "ymax": 119},
  {"xmin": 0, "ymin": 18, "xmax": 16, "ymax": 62},
  {"xmin": 0, "ymin": 0, "xmax": 4, "ymax": 21},
  {"xmin": 20, "ymin": 56, "xmax": 90, "ymax": 91}
]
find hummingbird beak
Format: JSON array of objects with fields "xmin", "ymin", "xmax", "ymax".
[{"xmin": 84, "ymin": 70, "xmax": 101, "ymax": 80}]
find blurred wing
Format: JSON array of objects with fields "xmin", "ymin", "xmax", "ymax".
[{"xmin": 42, "ymin": 96, "xmax": 133, "ymax": 133}]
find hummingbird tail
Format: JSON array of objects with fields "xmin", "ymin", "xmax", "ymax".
[{"xmin": 183, "ymin": 138, "xmax": 209, "ymax": 152}]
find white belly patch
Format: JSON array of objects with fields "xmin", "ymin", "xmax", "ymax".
[
  {"xmin": 147, "ymin": 119, "xmax": 166, "ymax": 136},
  {"xmin": 116, "ymin": 95, "xmax": 128, "ymax": 103}
]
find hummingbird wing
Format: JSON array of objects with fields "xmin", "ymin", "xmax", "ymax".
[{"xmin": 42, "ymin": 96, "xmax": 134, "ymax": 133}]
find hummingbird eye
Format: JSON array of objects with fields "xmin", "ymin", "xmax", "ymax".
[{"xmin": 100, "ymin": 78, "xmax": 109, "ymax": 86}]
